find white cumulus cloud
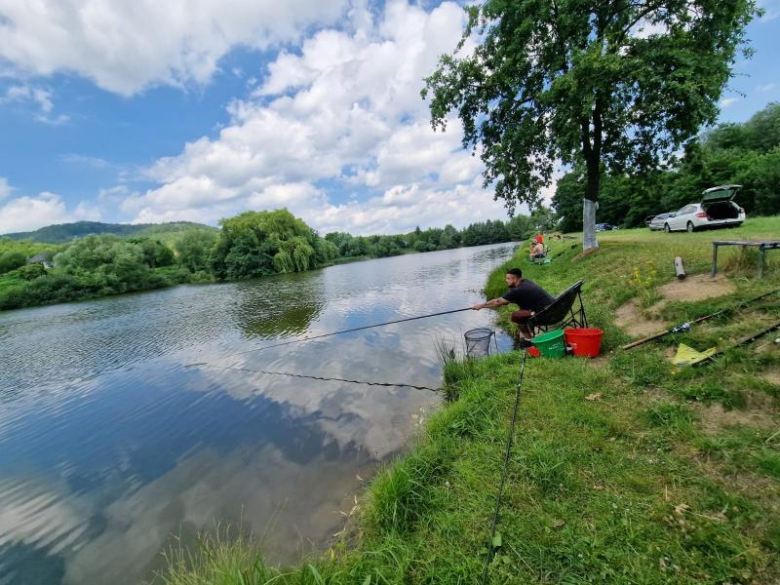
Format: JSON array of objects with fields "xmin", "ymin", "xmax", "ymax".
[
  {"xmin": 0, "ymin": 176, "xmax": 12, "ymax": 200},
  {"xmin": 124, "ymin": 1, "xmax": 509, "ymax": 234},
  {"xmin": 0, "ymin": 192, "xmax": 100, "ymax": 234},
  {"xmin": 0, "ymin": 0, "xmax": 350, "ymax": 96},
  {"xmin": 0, "ymin": 83, "xmax": 69, "ymax": 123},
  {"xmin": 313, "ymin": 180, "xmax": 510, "ymax": 236}
]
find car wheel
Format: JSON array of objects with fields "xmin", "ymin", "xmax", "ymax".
[
  {"xmin": 686, "ymin": 221, "xmax": 695, "ymax": 233},
  {"xmin": 664, "ymin": 223, "xmax": 671, "ymax": 233}
]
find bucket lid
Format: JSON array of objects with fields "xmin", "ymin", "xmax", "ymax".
[{"xmin": 533, "ymin": 329, "xmax": 565, "ymax": 343}]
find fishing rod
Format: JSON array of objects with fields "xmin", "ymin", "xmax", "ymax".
[
  {"xmin": 693, "ymin": 319, "xmax": 780, "ymax": 366},
  {"xmin": 482, "ymin": 349, "xmax": 528, "ymax": 584},
  {"xmin": 222, "ymin": 306, "xmax": 474, "ymax": 359},
  {"xmin": 182, "ymin": 306, "xmax": 478, "ymax": 393},
  {"xmin": 621, "ymin": 287, "xmax": 780, "ymax": 351}
]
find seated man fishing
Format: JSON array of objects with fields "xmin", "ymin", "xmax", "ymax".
[
  {"xmin": 471, "ymin": 268, "xmax": 555, "ymax": 343},
  {"xmin": 529, "ymin": 240, "xmax": 545, "ymax": 261}
]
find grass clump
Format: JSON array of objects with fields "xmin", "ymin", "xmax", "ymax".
[
  {"xmin": 156, "ymin": 528, "xmax": 283, "ymax": 585},
  {"xmin": 368, "ymin": 438, "xmax": 456, "ymax": 535},
  {"xmin": 642, "ymin": 401, "xmax": 698, "ymax": 437}
]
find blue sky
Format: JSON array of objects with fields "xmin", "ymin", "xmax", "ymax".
[{"xmin": 0, "ymin": 0, "xmax": 778, "ymax": 235}]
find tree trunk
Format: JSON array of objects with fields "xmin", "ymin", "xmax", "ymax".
[
  {"xmin": 582, "ymin": 154, "xmax": 600, "ymax": 251},
  {"xmin": 581, "ymin": 95, "xmax": 603, "ymax": 251},
  {"xmin": 582, "ymin": 198, "xmax": 599, "ymax": 250}
]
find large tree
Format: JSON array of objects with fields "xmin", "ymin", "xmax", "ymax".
[
  {"xmin": 211, "ymin": 209, "xmax": 321, "ymax": 280},
  {"xmin": 423, "ymin": 0, "xmax": 757, "ymax": 249}
]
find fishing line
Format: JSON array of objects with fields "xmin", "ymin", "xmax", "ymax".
[
  {"xmin": 482, "ymin": 348, "xmax": 528, "ymax": 584},
  {"xmin": 183, "ymin": 305, "xmax": 476, "ymax": 394},
  {"xmin": 215, "ymin": 307, "xmax": 474, "ymax": 361},
  {"xmin": 192, "ymin": 362, "xmax": 440, "ymax": 392}
]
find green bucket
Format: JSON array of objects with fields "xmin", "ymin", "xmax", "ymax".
[{"xmin": 533, "ymin": 330, "xmax": 566, "ymax": 358}]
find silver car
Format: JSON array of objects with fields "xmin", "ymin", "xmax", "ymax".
[
  {"xmin": 663, "ymin": 185, "xmax": 746, "ymax": 233},
  {"xmin": 647, "ymin": 212, "xmax": 673, "ymax": 231}
]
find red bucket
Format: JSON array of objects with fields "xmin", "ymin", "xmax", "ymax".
[{"xmin": 565, "ymin": 328, "xmax": 604, "ymax": 358}]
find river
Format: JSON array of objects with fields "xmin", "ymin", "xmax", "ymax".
[{"xmin": 0, "ymin": 243, "xmax": 517, "ymax": 585}]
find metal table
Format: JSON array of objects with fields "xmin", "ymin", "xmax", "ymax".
[{"xmin": 711, "ymin": 240, "xmax": 780, "ymax": 279}]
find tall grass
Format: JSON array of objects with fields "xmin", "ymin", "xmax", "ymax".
[{"xmin": 155, "ymin": 527, "xmax": 281, "ymax": 585}]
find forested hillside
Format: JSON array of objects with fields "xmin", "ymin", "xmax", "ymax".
[{"xmin": 2, "ymin": 220, "xmax": 217, "ymax": 243}]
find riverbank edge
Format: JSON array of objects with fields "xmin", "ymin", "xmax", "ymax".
[
  {"xmin": 0, "ymin": 241, "xmax": 521, "ymax": 314},
  {"xmin": 150, "ymin": 246, "xmax": 526, "ymax": 583},
  {"xmin": 156, "ymin": 224, "xmax": 780, "ymax": 584}
]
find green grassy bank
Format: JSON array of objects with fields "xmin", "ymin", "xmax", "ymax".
[{"xmin": 156, "ymin": 218, "xmax": 780, "ymax": 584}]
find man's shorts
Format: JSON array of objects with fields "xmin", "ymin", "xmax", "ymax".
[{"xmin": 510, "ymin": 309, "xmax": 534, "ymax": 324}]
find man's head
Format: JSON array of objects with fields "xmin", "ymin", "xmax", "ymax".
[{"xmin": 505, "ymin": 268, "xmax": 523, "ymax": 288}]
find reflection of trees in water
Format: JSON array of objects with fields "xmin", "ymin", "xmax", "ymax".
[
  {"xmin": 470, "ymin": 243, "xmax": 517, "ymax": 263},
  {"xmin": 232, "ymin": 271, "xmax": 325, "ymax": 339},
  {"xmin": 0, "ymin": 542, "xmax": 66, "ymax": 585}
]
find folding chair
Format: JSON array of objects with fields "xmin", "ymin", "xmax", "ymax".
[{"xmin": 527, "ymin": 280, "xmax": 587, "ymax": 334}]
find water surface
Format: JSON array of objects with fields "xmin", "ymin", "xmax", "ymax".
[{"xmin": 0, "ymin": 243, "xmax": 516, "ymax": 585}]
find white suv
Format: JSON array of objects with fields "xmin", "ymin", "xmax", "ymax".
[{"xmin": 664, "ymin": 185, "xmax": 746, "ymax": 233}]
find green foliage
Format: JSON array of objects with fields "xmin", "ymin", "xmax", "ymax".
[
  {"xmin": 128, "ymin": 237, "xmax": 176, "ymax": 268},
  {"xmin": 506, "ymin": 215, "xmax": 533, "ymax": 240},
  {"xmin": 313, "ymin": 238, "xmax": 340, "ymax": 264},
  {"xmin": 367, "ymin": 237, "xmax": 403, "ymax": 258},
  {"xmin": 175, "ymin": 229, "xmax": 218, "ymax": 273},
  {"xmin": 460, "ymin": 219, "xmax": 511, "ymax": 246},
  {"xmin": 554, "ymin": 103, "xmax": 780, "ymax": 227},
  {"xmin": 211, "ymin": 209, "xmax": 320, "ymax": 280},
  {"xmin": 552, "ymin": 175, "xmax": 581, "ymax": 232},
  {"xmin": 326, "ymin": 219, "xmax": 527, "ymax": 260},
  {"xmin": 663, "ymin": 104, "xmax": 780, "ymax": 216},
  {"xmin": 368, "ymin": 440, "xmax": 455, "ymax": 535},
  {"xmin": 0, "ymin": 237, "xmax": 60, "ymax": 260},
  {"xmin": 18, "ymin": 263, "xmax": 46, "ymax": 281},
  {"xmin": 1, "ymin": 208, "xmax": 541, "ymax": 311},
  {"xmin": 424, "ymin": 0, "xmax": 758, "ymax": 247},
  {"xmin": 0, "ymin": 234, "xmax": 173, "ymax": 310},
  {"xmin": 530, "ymin": 205, "xmax": 558, "ymax": 232},
  {"xmin": 0, "ymin": 251, "xmax": 26, "ymax": 274}
]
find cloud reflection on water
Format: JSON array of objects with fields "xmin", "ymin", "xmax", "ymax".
[{"xmin": 0, "ymin": 243, "xmax": 517, "ymax": 585}]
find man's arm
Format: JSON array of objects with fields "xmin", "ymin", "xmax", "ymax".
[{"xmin": 472, "ymin": 298, "xmax": 510, "ymax": 310}]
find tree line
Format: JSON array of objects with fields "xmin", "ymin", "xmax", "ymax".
[
  {"xmin": 0, "ymin": 209, "xmax": 547, "ymax": 311},
  {"xmin": 553, "ymin": 102, "xmax": 780, "ymax": 232}
]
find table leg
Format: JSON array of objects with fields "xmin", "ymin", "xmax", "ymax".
[
  {"xmin": 711, "ymin": 244, "xmax": 718, "ymax": 279},
  {"xmin": 759, "ymin": 246, "xmax": 766, "ymax": 279}
]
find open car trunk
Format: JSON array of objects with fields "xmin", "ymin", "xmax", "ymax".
[
  {"xmin": 704, "ymin": 201, "xmax": 739, "ymax": 220},
  {"xmin": 701, "ymin": 185, "xmax": 742, "ymax": 221}
]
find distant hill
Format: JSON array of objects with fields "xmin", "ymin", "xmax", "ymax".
[{"xmin": 2, "ymin": 221, "xmax": 218, "ymax": 244}]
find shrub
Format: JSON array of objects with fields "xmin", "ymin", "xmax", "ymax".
[{"xmin": 0, "ymin": 251, "xmax": 26, "ymax": 274}]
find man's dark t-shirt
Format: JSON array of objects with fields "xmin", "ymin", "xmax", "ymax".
[{"xmin": 502, "ymin": 279, "xmax": 555, "ymax": 312}]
